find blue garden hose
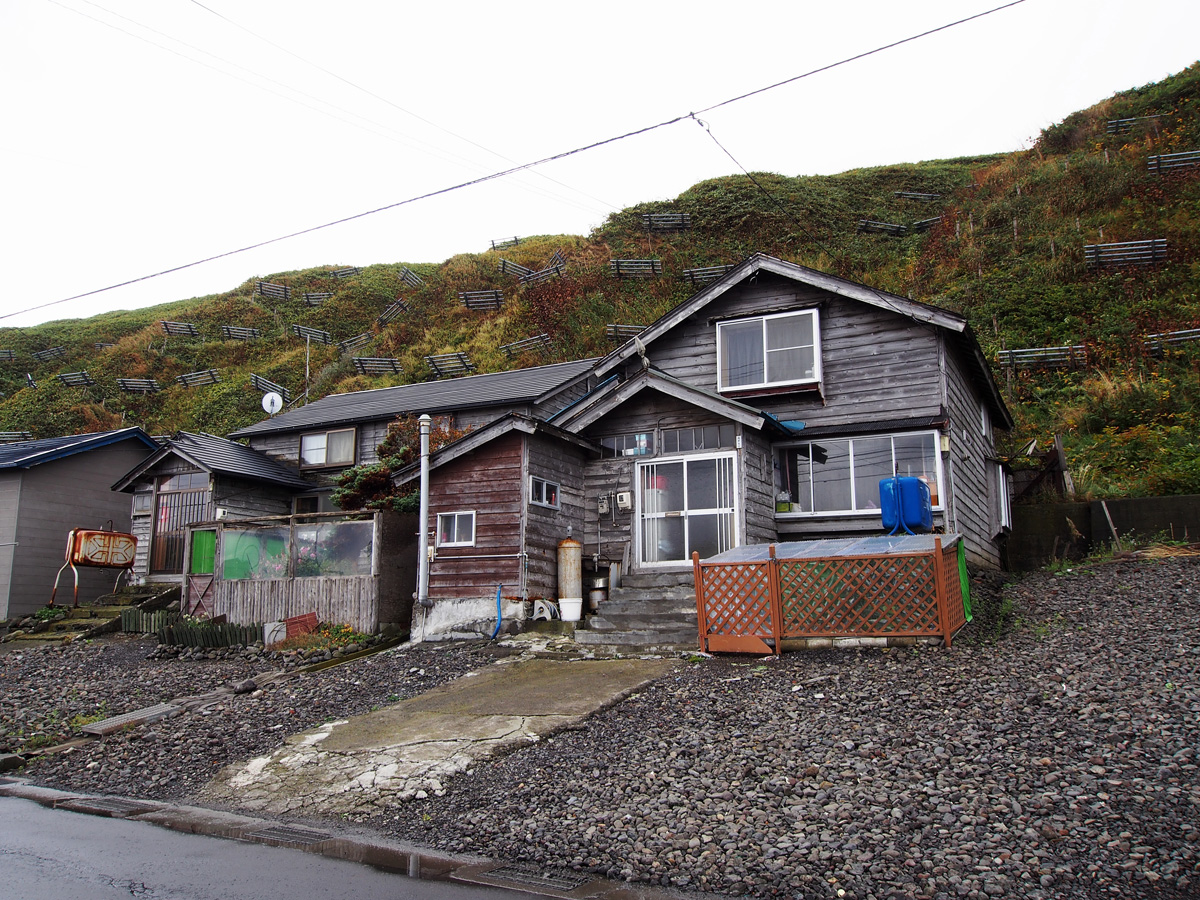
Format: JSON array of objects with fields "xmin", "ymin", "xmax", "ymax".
[{"xmin": 491, "ymin": 584, "xmax": 503, "ymax": 639}]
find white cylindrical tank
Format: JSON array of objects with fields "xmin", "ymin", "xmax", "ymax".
[{"xmin": 557, "ymin": 538, "xmax": 583, "ymax": 621}]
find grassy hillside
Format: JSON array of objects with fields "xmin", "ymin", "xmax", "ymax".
[{"xmin": 2, "ymin": 63, "xmax": 1198, "ymax": 499}]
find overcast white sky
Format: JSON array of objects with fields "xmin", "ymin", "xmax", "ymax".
[{"xmin": 1, "ymin": 0, "xmax": 1197, "ymax": 328}]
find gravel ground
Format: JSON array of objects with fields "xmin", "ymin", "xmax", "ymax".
[
  {"xmin": 2, "ymin": 639, "xmax": 494, "ymax": 800},
  {"xmin": 3, "ymin": 557, "xmax": 1198, "ymax": 900}
]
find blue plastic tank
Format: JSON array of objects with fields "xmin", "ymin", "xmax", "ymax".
[{"xmin": 879, "ymin": 476, "xmax": 933, "ymax": 534}]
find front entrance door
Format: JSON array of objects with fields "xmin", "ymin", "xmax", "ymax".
[{"xmin": 636, "ymin": 452, "xmax": 737, "ymax": 567}]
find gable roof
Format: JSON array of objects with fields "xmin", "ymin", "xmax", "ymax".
[
  {"xmin": 550, "ymin": 366, "xmax": 776, "ymax": 433},
  {"xmin": 112, "ymin": 432, "xmax": 314, "ymax": 492},
  {"xmin": 592, "ymin": 253, "xmax": 1013, "ymax": 429},
  {"xmin": 392, "ymin": 413, "xmax": 600, "ymax": 487},
  {"xmin": 0, "ymin": 427, "xmax": 159, "ymax": 470},
  {"xmin": 230, "ymin": 358, "xmax": 598, "ymax": 439}
]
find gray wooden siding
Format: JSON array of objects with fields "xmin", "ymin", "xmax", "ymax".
[
  {"xmin": 212, "ymin": 576, "xmax": 378, "ymax": 634},
  {"xmin": 212, "ymin": 476, "xmax": 293, "ymax": 519},
  {"xmin": 5, "ymin": 442, "xmax": 152, "ymax": 619},
  {"xmin": 523, "ymin": 436, "xmax": 588, "ymax": 599},
  {"xmin": 0, "ymin": 473, "xmax": 22, "ymax": 618},
  {"xmin": 741, "ymin": 429, "xmax": 776, "ymax": 546},
  {"xmin": 426, "ymin": 432, "xmax": 523, "ymax": 599},
  {"xmin": 635, "ymin": 279, "xmax": 944, "ymax": 428},
  {"xmin": 583, "ymin": 457, "xmax": 635, "ymax": 572},
  {"xmin": 940, "ymin": 334, "xmax": 1002, "ymax": 568}
]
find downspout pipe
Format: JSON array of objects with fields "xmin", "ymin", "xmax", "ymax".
[{"xmin": 416, "ymin": 414, "xmax": 433, "ymax": 617}]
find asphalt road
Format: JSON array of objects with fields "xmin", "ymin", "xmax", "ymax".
[{"xmin": 0, "ymin": 796, "xmax": 521, "ymax": 900}]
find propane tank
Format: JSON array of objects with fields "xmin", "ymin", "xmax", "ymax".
[{"xmin": 557, "ymin": 537, "xmax": 583, "ymax": 622}]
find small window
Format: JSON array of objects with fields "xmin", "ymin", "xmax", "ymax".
[
  {"xmin": 600, "ymin": 432, "xmax": 655, "ymax": 458},
  {"xmin": 530, "ymin": 477, "xmax": 560, "ymax": 509},
  {"xmin": 132, "ymin": 492, "xmax": 153, "ymax": 515},
  {"xmin": 717, "ymin": 309, "xmax": 820, "ymax": 392},
  {"xmin": 159, "ymin": 471, "xmax": 208, "ymax": 491},
  {"xmin": 661, "ymin": 423, "xmax": 736, "ymax": 454},
  {"xmin": 300, "ymin": 428, "xmax": 356, "ymax": 467},
  {"xmin": 437, "ymin": 511, "xmax": 475, "ymax": 547}
]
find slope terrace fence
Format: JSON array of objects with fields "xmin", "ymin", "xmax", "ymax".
[
  {"xmin": 1147, "ymin": 150, "xmax": 1200, "ymax": 174},
  {"xmin": 996, "ymin": 345, "xmax": 1086, "ymax": 369},
  {"xmin": 692, "ymin": 535, "xmax": 968, "ymax": 655},
  {"xmin": 1083, "ymin": 239, "xmax": 1167, "ymax": 269}
]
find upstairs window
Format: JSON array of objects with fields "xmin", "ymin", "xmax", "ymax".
[
  {"xmin": 717, "ymin": 309, "xmax": 820, "ymax": 392},
  {"xmin": 299, "ymin": 428, "xmax": 355, "ymax": 468}
]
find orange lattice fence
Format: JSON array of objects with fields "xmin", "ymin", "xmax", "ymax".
[{"xmin": 693, "ymin": 536, "xmax": 967, "ymax": 655}]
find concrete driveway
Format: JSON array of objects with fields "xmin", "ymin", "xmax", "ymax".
[{"xmin": 200, "ymin": 655, "xmax": 677, "ymax": 820}]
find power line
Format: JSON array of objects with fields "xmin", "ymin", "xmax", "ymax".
[
  {"xmin": 184, "ymin": 0, "xmax": 619, "ymax": 212},
  {"xmin": 53, "ymin": 0, "xmax": 608, "ymax": 217},
  {"xmin": 3, "ymin": 0, "xmax": 1026, "ymax": 323}
]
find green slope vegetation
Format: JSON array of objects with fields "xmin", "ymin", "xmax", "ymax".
[{"xmin": 2, "ymin": 63, "xmax": 1198, "ymax": 498}]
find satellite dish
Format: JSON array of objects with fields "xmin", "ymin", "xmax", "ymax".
[{"xmin": 262, "ymin": 391, "xmax": 284, "ymax": 415}]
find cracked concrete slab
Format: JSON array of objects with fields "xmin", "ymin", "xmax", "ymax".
[{"xmin": 200, "ymin": 655, "xmax": 676, "ymax": 819}]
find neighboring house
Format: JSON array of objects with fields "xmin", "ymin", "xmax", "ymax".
[
  {"xmin": 393, "ymin": 254, "xmax": 1013, "ymax": 638},
  {"xmin": 0, "ymin": 428, "xmax": 159, "ymax": 620},
  {"xmin": 228, "ymin": 358, "xmax": 598, "ymax": 505},
  {"xmin": 112, "ymin": 432, "xmax": 316, "ymax": 609}
]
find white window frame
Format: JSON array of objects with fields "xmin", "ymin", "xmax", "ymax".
[
  {"xmin": 716, "ymin": 309, "xmax": 821, "ymax": 393},
  {"xmin": 299, "ymin": 427, "xmax": 356, "ymax": 468},
  {"xmin": 530, "ymin": 476, "xmax": 560, "ymax": 509},
  {"xmin": 777, "ymin": 430, "xmax": 945, "ymax": 517},
  {"xmin": 635, "ymin": 451, "xmax": 739, "ymax": 568},
  {"xmin": 436, "ymin": 511, "xmax": 476, "ymax": 548}
]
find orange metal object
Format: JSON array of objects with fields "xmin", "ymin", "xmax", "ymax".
[
  {"xmin": 69, "ymin": 529, "xmax": 137, "ymax": 568},
  {"xmin": 50, "ymin": 528, "xmax": 138, "ymax": 608}
]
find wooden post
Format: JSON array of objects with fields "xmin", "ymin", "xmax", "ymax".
[
  {"xmin": 692, "ymin": 551, "xmax": 707, "ymax": 652},
  {"xmin": 767, "ymin": 544, "xmax": 782, "ymax": 655},
  {"xmin": 932, "ymin": 536, "xmax": 952, "ymax": 648}
]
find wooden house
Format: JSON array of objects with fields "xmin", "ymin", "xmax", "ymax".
[
  {"xmin": 394, "ymin": 255, "xmax": 1012, "ymax": 643},
  {"xmin": 112, "ymin": 432, "xmax": 317, "ymax": 609},
  {"xmin": 0, "ymin": 428, "xmax": 158, "ymax": 620}
]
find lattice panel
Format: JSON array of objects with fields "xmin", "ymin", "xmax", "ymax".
[
  {"xmin": 941, "ymin": 548, "xmax": 966, "ymax": 634},
  {"xmin": 698, "ymin": 563, "xmax": 773, "ymax": 637},
  {"xmin": 778, "ymin": 556, "xmax": 940, "ymax": 637}
]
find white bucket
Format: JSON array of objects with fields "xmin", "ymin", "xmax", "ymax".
[{"xmin": 559, "ymin": 597, "xmax": 583, "ymax": 622}]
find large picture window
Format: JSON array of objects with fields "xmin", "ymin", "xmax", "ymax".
[
  {"xmin": 717, "ymin": 310, "xmax": 819, "ymax": 392},
  {"xmin": 299, "ymin": 428, "xmax": 355, "ymax": 468},
  {"xmin": 776, "ymin": 431, "xmax": 942, "ymax": 516}
]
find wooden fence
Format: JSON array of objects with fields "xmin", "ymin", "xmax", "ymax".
[
  {"xmin": 692, "ymin": 536, "xmax": 967, "ymax": 655},
  {"xmin": 210, "ymin": 575, "xmax": 379, "ymax": 634}
]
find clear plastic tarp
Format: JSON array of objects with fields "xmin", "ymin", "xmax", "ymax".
[{"xmin": 703, "ymin": 533, "xmax": 960, "ymax": 564}]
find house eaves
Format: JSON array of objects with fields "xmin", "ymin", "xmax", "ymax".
[
  {"xmin": 392, "ymin": 414, "xmax": 601, "ymax": 488},
  {"xmin": 552, "ymin": 367, "xmax": 773, "ymax": 434},
  {"xmin": 229, "ymin": 358, "xmax": 598, "ymax": 440},
  {"xmin": 0, "ymin": 427, "xmax": 159, "ymax": 470},
  {"xmin": 592, "ymin": 252, "xmax": 1011, "ymax": 430},
  {"xmin": 112, "ymin": 432, "xmax": 313, "ymax": 492}
]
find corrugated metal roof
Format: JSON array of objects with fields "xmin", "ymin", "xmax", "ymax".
[
  {"xmin": 0, "ymin": 427, "xmax": 158, "ymax": 470},
  {"xmin": 230, "ymin": 358, "xmax": 597, "ymax": 438},
  {"xmin": 705, "ymin": 534, "xmax": 961, "ymax": 563},
  {"xmin": 167, "ymin": 432, "xmax": 314, "ymax": 489}
]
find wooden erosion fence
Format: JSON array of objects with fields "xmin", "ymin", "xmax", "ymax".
[{"xmin": 692, "ymin": 534, "xmax": 969, "ymax": 655}]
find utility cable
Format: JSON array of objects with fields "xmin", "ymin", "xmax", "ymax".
[
  {"xmin": 185, "ymin": 0, "xmax": 619, "ymax": 212},
  {"xmin": 50, "ymin": 0, "xmax": 605, "ymax": 216},
  {"xmin": 4, "ymin": 0, "xmax": 1026, "ymax": 322}
]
